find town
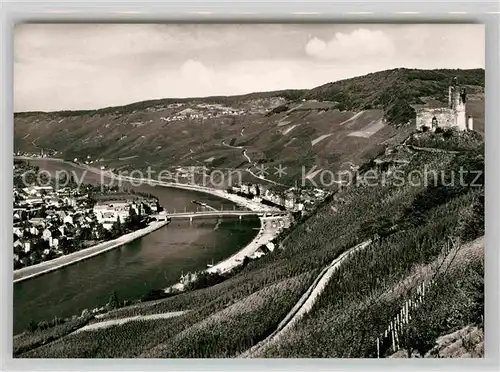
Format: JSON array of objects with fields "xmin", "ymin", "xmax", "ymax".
[
  {"xmin": 13, "ymin": 160, "xmax": 163, "ymax": 270},
  {"xmin": 228, "ymin": 182, "xmax": 329, "ymax": 213}
]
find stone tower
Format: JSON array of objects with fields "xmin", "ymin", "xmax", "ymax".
[{"xmin": 449, "ymin": 77, "xmax": 467, "ymax": 131}]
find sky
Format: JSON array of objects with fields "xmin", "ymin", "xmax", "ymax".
[{"xmin": 14, "ymin": 23, "xmax": 485, "ymax": 112}]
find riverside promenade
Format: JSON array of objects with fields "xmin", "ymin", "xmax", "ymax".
[
  {"xmin": 206, "ymin": 215, "xmax": 284, "ymax": 274},
  {"xmin": 13, "ymin": 220, "xmax": 169, "ymax": 283},
  {"xmin": 165, "ymin": 214, "xmax": 288, "ymax": 293}
]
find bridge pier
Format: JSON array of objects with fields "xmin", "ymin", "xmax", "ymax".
[
  {"xmin": 189, "ymin": 216, "xmax": 193, "ymax": 224},
  {"xmin": 239, "ymin": 215, "xmax": 242, "ymax": 220}
]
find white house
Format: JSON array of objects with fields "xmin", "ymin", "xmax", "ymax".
[
  {"xmin": 23, "ymin": 187, "xmax": 38, "ymax": 196},
  {"xmin": 29, "ymin": 218, "xmax": 46, "ymax": 227},
  {"xmin": 285, "ymin": 198, "xmax": 295, "ymax": 210},
  {"xmin": 266, "ymin": 242, "xmax": 276, "ymax": 252},
  {"xmin": 29, "ymin": 226, "xmax": 39, "ymax": 236},
  {"xmin": 35, "ymin": 185, "xmax": 53, "ymax": 192},
  {"xmin": 250, "ymin": 250, "xmax": 266, "ymax": 259},
  {"xmin": 63, "ymin": 215, "xmax": 74, "ymax": 225},
  {"xmin": 240, "ymin": 184, "xmax": 250, "ymax": 194},
  {"xmin": 49, "ymin": 237, "xmax": 59, "ymax": 248},
  {"xmin": 93, "ymin": 202, "xmax": 130, "ymax": 226},
  {"xmin": 46, "ymin": 197, "xmax": 60, "ymax": 208},
  {"xmin": 63, "ymin": 197, "xmax": 77, "ymax": 207},
  {"xmin": 42, "ymin": 228, "xmax": 52, "ymax": 241},
  {"xmin": 13, "ymin": 227, "xmax": 23, "ymax": 238},
  {"xmin": 25, "ymin": 198, "xmax": 44, "ymax": 205},
  {"xmin": 23, "ymin": 241, "xmax": 31, "ymax": 253},
  {"xmin": 100, "ymin": 212, "xmax": 118, "ymax": 229}
]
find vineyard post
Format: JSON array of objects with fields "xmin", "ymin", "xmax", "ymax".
[
  {"xmin": 394, "ymin": 323, "xmax": 400, "ymax": 351},
  {"xmin": 391, "ymin": 321, "xmax": 396, "ymax": 352}
]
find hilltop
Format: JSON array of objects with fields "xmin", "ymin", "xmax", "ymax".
[{"xmin": 14, "ymin": 68, "xmax": 484, "ymax": 188}]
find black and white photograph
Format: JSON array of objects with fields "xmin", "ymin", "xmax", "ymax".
[{"xmin": 12, "ymin": 23, "xmax": 485, "ymax": 358}]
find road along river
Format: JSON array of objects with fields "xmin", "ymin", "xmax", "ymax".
[{"xmin": 13, "ymin": 159, "xmax": 260, "ymax": 334}]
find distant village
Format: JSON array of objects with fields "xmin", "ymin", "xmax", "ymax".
[
  {"xmin": 160, "ymin": 104, "xmax": 246, "ymax": 122},
  {"xmin": 13, "ymin": 161, "xmax": 162, "ymax": 270},
  {"xmin": 141, "ymin": 98, "xmax": 286, "ymax": 122}
]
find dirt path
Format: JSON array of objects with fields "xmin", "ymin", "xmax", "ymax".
[
  {"xmin": 240, "ymin": 239, "xmax": 372, "ymax": 357},
  {"xmin": 408, "ymin": 145, "xmax": 462, "ymax": 154},
  {"xmin": 242, "ymin": 150, "xmax": 252, "ymax": 164},
  {"xmin": 74, "ymin": 311, "xmax": 188, "ymax": 333}
]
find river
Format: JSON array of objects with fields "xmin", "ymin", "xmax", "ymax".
[{"xmin": 13, "ymin": 159, "xmax": 259, "ymax": 334}]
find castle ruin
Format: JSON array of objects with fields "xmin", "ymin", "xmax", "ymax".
[{"xmin": 416, "ymin": 77, "xmax": 473, "ymax": 132}]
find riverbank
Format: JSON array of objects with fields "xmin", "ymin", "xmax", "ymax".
[
  {"xmin": 207, "ymin": 215, "xmax": 284, "ymax": 274},
  {"xmin": 15, "ymin": 156, "xmax": 282, "ymax": 213},
  {"xmin": 164, "ymin": 214, "xmax": 287, "ymax": 293},
  {"xmin": 13, "ymin": 220, "xmax": 169, "ymax": 283}
]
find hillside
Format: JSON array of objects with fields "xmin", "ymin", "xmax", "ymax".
[
  {"xmin": 14, "ymin": 68, "xmax": 484, "ymax": 188},
  {"xmin": 14, "ymin": 128, "xmax": 484, "ymax": 358}
]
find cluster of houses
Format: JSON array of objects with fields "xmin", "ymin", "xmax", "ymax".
[
  {"xmin": 230, "ymin": 183, "xmax": 329, "ymax": 212},
  {"xmin": 92, "ymin": 198, "xmax": 159, "ymax": 230},
  {"xmin": 160, "ymin": 104, "xmax": 246, "ymax": 123},
  {"xmin": 143, "ymin": 102, "xmax": 185, "ymax": 113},
  {"xmin": 14, "ymin": 150, "xmax": 59, "ymax": 158},
  {"xmin": 13, "ymin": 185, "xmax": 96, "ymax": 267},
  {"xmin": 13, "ymin": 182, "xmax": 161, "ymax": 269}
]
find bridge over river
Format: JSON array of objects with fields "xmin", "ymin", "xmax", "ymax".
[{"xmin": 165, "ymin": 210, "xmax": 288, "ymax": 222}]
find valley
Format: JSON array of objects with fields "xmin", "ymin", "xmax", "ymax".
[{"xmin": 12, "ymin": 67, "xmax": 485, "ymax": 359}]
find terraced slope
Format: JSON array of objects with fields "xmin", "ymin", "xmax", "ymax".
[
  {"xmin": 14, "ymin": 68, "xmax": 484, "ymax": 188},
  {"xmin": 15, "ymin": 129, "xmax": 484, "ymax": 358}
]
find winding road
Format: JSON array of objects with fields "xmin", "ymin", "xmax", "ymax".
[{"xmin": 221, "ymin": 140, "xmax": 288, "ymax": 186}]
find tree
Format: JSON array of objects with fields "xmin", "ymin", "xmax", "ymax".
[
  {"xmin": 107, "ymin": 291, "xmax": 119, "ymax": 309},
  {"xmin": 142, "ymin": 202, "xmax": 152, "ymax": 215},
  {"xmin": 110, "ymin": 218, "xmax": 123, "ymax": 238},
  {"xmin": 37, "ymin": 320, "xmax": 49, "ymax": 331},
  {"xmin": 28, "ymin": 319, "xmax": 38, "ymax": 332}
]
